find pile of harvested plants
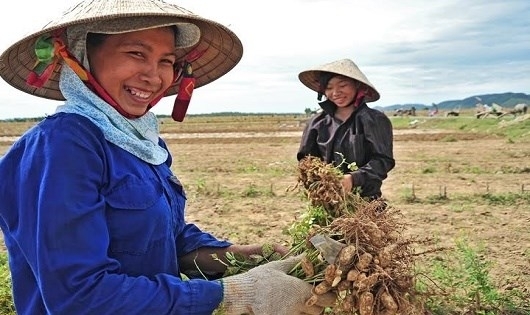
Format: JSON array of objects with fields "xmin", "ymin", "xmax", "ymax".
[{"xmin": 218, "ymin": 156, "xmax": 441, "ymax": 315}]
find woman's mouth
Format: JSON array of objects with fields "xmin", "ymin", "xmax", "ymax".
[{"xmin": 126, "ymin": 87, "xmax": 152, "ymax": 100}]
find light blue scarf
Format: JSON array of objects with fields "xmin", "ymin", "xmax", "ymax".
[{"xmin": 56, "ymin": 66, "xmax": 168, "ymax": 165}]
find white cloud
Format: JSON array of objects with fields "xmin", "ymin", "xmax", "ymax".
[{"xmin": 0, "ymin": 0, "xmax": 529, "ymax": 119}]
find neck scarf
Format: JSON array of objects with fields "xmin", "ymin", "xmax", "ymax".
[{"xmin": 56, "ymin": 65, "xmax": 168, "ymax": 165}]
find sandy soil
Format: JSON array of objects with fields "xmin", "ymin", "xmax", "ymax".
[
  {"xmin": 1, "ymin": 126, "xmax": 529, "ymax": 303},
  {"xmin": 173, "ymin": 130, "xmax": 530, "ymax": 301}
]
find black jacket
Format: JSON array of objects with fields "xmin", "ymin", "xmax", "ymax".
[{"xmin": 297, "ymin": 102, "xmax": 395, "ymax": 198}]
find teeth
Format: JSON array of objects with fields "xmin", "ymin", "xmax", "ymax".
[{"xmin": 128, "ymin": 87, "xmax": 151, "ymax": 99}]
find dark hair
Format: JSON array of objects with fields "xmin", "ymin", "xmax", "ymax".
[
  {"xmin": 86, "ymin": 25, "xmax": 179, "ymax": 49},
  {"xmin": 318, "ymin": 72, "xmax": 336, "ymax": 92},
  {"xmin": 86, "ymin": 33, "xmax": 108, "ymax": 49}
]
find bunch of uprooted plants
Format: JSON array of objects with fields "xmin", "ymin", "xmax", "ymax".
[{"xmin": 217, "ymin": 156, "xmax": 444, "ymax": 315}]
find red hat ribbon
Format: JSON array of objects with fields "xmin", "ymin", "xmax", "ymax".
[{"xmin": 171, "ymin": 49, "xmax": 206, "ymax": 122}]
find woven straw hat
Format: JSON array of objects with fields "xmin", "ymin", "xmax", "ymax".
[
  {"xmin": 0, "ymin": 0, "xmax": 243, "ymax": 101},
  {"xmin": 298, "ymin": 58, "xmax": 380, "ymax": 102}
]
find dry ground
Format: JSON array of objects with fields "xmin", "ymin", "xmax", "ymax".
[
  {"xmin": 163, "ymin": 128, "xmax": 530, "ymax": 301},
  {"xmin": 1, "ymin": 116, "xmax": 529, "ymax": 303}
]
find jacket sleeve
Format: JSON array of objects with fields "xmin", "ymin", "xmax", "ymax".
[
  {"xmin": 351, "ymin": 111, "xmax": 395, "ymax": 195},
  {"xmin": 297, "ymin": 115, "xmax": 322, "ymax": 161},
  {"xmin": 176, "ymin": 223, "xmax": 232, "ymax": 257}
]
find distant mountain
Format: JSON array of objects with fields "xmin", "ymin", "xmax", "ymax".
[{"xmin": 374, "ymin": 92, "xmax": 530, "ymax": 112}]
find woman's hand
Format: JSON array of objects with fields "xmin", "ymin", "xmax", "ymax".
[
  {"xmin": 342, "ymin": 174, "xmax": 354, "ymax": 193},
  {"xmin": 219, "ymin": 255, "xmax": 336, "ymax": 315},
  {"xmin": 179, "ymin": 243, "xmax": 290, "ymax": 277},
  {"xmin": 228, "ymin": 243, "xmax": 290, "ymax": 258}
]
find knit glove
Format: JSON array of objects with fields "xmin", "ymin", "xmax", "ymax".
[{"xmin": 219, "ymin": 255, "xmax": 335, "ymax": 315}]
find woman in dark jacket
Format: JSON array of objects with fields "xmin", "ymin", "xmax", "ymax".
[{"xmin": 297, "ymin": 58, "xmax": 395, "ymax": 200}]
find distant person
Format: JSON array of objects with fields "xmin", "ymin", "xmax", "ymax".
[
  {"xmin": 429, "ymin": 103, "xmax": 439, "ymax": 117},
  {"xmin": 297, "ymin": 58, "xmax": 395, "ymax": 202},
  {"xmin": 0, "ymin": 0, "xmax": 334, "ymax": 314}
]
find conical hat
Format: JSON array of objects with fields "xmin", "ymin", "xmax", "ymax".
[
  {"xmin": 0, "ymin": 0, "xmax": 243, "ymax": 101},
  {"xmin": 298, "ymin": 58, "xmax": 380, "ymax": 102}
]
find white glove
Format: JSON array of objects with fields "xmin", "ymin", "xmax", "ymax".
[{"xmin": 219, "ymin": 255, "xmax": 335, "ymax": 315}]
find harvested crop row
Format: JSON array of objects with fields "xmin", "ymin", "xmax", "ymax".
[
  {"xmin": 288, "ymin": 156, "xmax": 440, "ymax": 315},
  {"xmin": 218, "ymin": 156, "xmax": 442, "ymax": 314}
]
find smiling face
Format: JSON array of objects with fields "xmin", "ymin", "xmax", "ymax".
[
  {"xmin": 86, "ymin": 27, "xmax": 177, "ymax": 117},
  {"xmin": 324, "ymin": 75, "xmax": 358, "ymax": 108}
]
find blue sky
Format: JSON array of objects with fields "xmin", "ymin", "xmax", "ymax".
[{"xmin": 0, "ymin": 0, "xmax": 529, "ymax": 119}]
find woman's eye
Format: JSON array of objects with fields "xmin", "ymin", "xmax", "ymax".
[
  {"xmin": 161, "ymin": 58, "xmax": 176, "ymax": 66},
  {"xmin": 128, "ymin": 51, "xmax": 144, "ymax": 58}
]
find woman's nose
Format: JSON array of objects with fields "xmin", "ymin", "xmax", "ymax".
[{"xmin": 139, "ymin": 64, "xmax": 163, "ymax": 85}]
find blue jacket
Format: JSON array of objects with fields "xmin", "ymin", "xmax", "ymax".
[{"xmin": 0, "ymin": 113, "xmax": 231, "ymax": 315}]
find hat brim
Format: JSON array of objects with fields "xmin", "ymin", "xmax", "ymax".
[
  {"xmin": 0, "ymin": 10, "xmax": 243, "ymax": 101},
  {"xmin": 298, "ymin": 59, "xmax": 380, "ymax": 103}
]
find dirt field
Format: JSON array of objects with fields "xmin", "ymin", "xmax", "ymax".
[
  {"xmin": 1, "ymin": 115, "xmax": 529, "ymax": 304},
  {"xmin": 162, "ymin": 124, "xmax": 530, "ymax": 302}
]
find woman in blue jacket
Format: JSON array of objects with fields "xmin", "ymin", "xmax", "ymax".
[{"xmin": 0, "ymin": 0, "xmax": 333, "ymax": 314}]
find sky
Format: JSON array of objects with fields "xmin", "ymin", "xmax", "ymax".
[{"xmin": 0, "ymin": 0, "xmax": 529, "ymax": 119}]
